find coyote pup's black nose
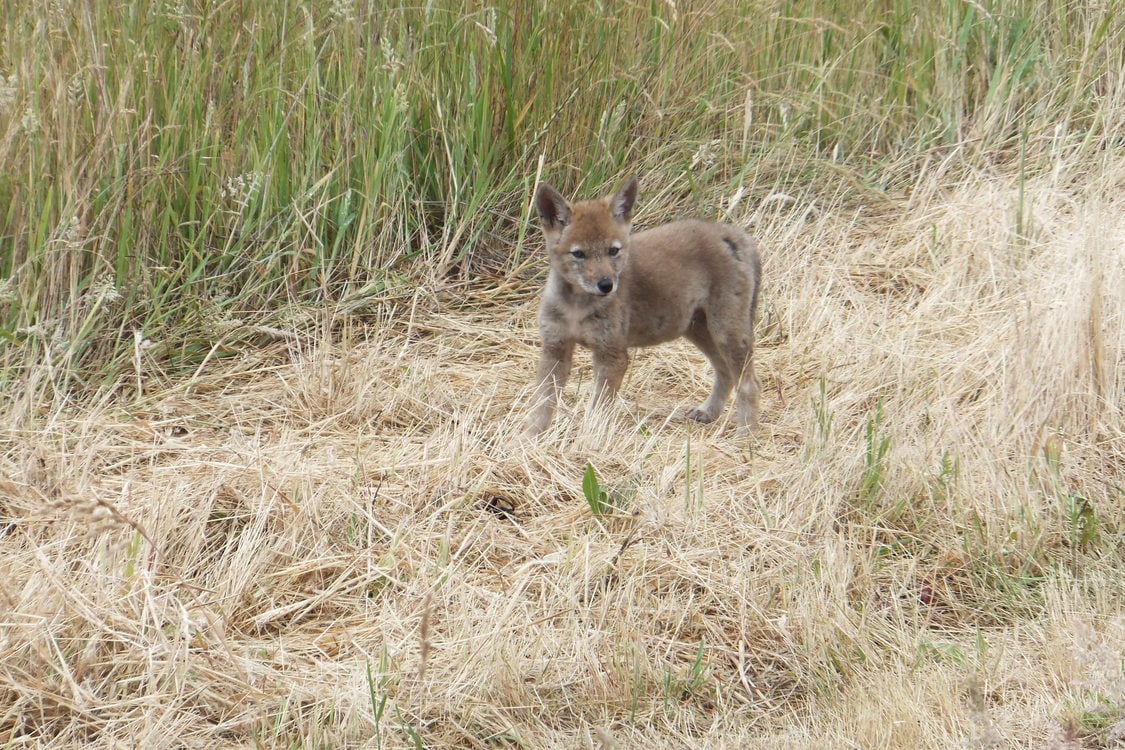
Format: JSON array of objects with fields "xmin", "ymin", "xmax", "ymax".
[{"xmin": 596, "ymin": 278, "xmax": 615, "ymax": 295}]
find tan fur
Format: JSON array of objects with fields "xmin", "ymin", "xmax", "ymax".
[{"xmin": 526, "ymin": 176, "xmax": 762, "ymax": 435}]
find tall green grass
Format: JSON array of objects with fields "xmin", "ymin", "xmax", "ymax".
[{"xmin": 0, "ymin": 0, "xmax": 1120, "ymax": 397}]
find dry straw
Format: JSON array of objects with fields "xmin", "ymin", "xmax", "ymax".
[{"xmin": 1, "ymin": 165, "xmax": 1121, "ymax": 747}]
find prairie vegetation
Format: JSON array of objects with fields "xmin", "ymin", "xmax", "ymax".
[{"xmin": 1, "ymin": 1, "xmax": 1122, "ymax": 747}]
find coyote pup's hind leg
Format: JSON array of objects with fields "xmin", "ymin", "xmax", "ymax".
[
  {"xmin": 685, "ymin": 311, "xmax": 760, "ymax": 430},
  {"xmin": 725, "ymin": 323, "xmax": 760, "ymax": 431},
  {"xmin": 683, "ymin": 324, "xmax": 734, "ymax": 423},
  {"xmin": 734, "ymin": 367, "xmax": 761, "ymax": 430}
]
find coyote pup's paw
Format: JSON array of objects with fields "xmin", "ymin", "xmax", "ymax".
[
  {"xmin": 524, "ymin": 409, "xmax": 551, "ymax": 437},
  {"xmin": 685, "ymin": 406, "xmax": 720, "ymax": 424}
]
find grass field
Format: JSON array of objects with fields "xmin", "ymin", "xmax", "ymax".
[{"xmin": 1, "ymin": 1, "xmax": 1123, "ymax": 747}]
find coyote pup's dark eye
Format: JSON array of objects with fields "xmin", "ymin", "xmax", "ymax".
[
  {"xmin": 570, "ymin": 249, "xmax": 586, "ymax": 259},
  {"xmin": 607, "ymin": 246, "xmax": 620, "ymax": 257}
]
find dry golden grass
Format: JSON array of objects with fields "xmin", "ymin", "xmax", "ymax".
[{"xmin": 1, "ymin": 166, "xmax": 1122, "ymax": 748}]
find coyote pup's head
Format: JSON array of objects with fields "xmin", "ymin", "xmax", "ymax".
[{"xmin": 534, "ymin": 177, "xmax": 637, "ymax": 297}]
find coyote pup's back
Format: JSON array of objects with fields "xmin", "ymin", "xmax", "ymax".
[{"xmin": 526, "ymin": 176, "xmax": 761, "ymax": 435}]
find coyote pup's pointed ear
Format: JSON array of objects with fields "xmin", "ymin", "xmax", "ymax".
[
  {"xmin": 535, "ymin": 183, "xmax": 571, "ymax": 231},
  {"xmin": 610, "ymin": 176, "xmax": 638, "ymax": 223}
]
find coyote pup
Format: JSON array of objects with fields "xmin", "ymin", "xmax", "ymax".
[{"xmin": 526, "ymin": 176, "xmax": 762, "ymax": 435}]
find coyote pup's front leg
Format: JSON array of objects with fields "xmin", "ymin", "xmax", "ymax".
[
  {"xmin": 590, "ymin": 345, "xmax": 629, "ymax": 405},
  {"xmin": 527, "ymin": 339, "xmax": 573, "ymax": 435}
]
